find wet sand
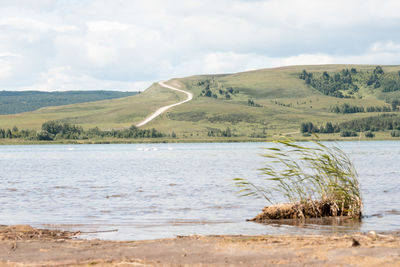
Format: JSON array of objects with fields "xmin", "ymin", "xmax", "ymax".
[{"xmin": 0, "ymin": 225, "xmax": 399, "ymax": 266}]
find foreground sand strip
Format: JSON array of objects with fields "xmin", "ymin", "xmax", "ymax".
[
  {"xmin": 1, "ymin": 226, "xmax": 400, "ymax": 266},
  {"xmin": 136, "ymin": 81, "xmax": 193, "ymax": 127}
]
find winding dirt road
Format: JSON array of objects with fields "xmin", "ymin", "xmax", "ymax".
[{"xmin": 136, "ymin": 81, "xmax": 193, "ymax": 127}]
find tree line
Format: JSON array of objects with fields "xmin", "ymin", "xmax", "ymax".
[
  {"xmin": 0, "ymin": 91, "xmax": 138, "ymax": 115},
  {"xmin": 0, "ymin": 121, "xmax": 164, "ymax": 141},
  {"xmin": 300, "ymin": 114, "xmax": 400, "ymax": 137},
  {"xmin": 207, "ymin": 127, "xmax": 232, "ymax": 137},
  {"xmin": 330, "ymin": 103, "xmax": 392, "ymax": 114}
]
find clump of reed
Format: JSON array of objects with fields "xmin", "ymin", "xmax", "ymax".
[{"xmin": 234, "ymin": 138, "xmax": 362, "ymax": 220}]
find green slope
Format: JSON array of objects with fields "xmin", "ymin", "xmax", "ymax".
[
  {"xmin": 0, "ymin": 83, "xmax": 185, "ymax": 130},
  {"xmin": 145, "ymin": 65, "xmax": 400, "ymax": 138},
  {"xmin": 1, "ymin": 64, "xmax": 400, "ymax": 140}
]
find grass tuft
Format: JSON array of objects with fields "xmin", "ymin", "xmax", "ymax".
[{"xmin": 235, "ymin": 136, "xmax": 362, "ymax": 219}]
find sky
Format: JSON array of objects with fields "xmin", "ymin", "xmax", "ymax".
[{"xmin": 0, "ymin": 0, "xmax": 400, "ymax": 91}]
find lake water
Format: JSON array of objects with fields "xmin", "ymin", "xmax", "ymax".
[{"xmin": 0, "ymin": 141, "xmax": 399, "ymax": 240}]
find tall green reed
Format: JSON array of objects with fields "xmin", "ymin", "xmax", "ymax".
[{"xmin": 234, "ymin": 137, "xmax": 362, "ymax": 218}]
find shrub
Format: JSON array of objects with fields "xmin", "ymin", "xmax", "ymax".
[
  {"xmin": 365, "ymin": 131, "xmax": 375, "ymax": 138},
  {"xmin": 340, "ymin": 130, "xmax": 358, "ymax": 137},
  {"xmin": 37, "ymin": 131, "xmax": 53, "ymax": 141},
  {"xmin": 391, "ymin": 130, "xmax": 400, "ymax": 137}
]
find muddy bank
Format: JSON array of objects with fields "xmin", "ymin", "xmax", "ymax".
[
  {"xmin": 249, "ymin": 201, "xmax": 361, "ymax": 222},
  {"xmin": 0, "ymin": 225, "xmax": 399, "ymax": 266},
  {"xmin": 0, "ymin": 225, "xmax": 79, "ymax": 241}
]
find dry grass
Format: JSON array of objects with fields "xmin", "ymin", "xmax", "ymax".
[{"xmin": 0, "ymin": 225, "xmax": 78, "ymax": 241}]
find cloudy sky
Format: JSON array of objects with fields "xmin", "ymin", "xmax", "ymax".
[{"xmin": 1, "ymin": 0, "xmax": 400, "ymax": 91}]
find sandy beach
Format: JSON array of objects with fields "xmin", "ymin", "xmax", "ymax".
[{"xmin": 0, "ymin": 225, "xmax": 399, "ymax": 266}]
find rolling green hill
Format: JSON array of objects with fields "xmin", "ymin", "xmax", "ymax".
[
  {"xmin": 0, "ymin": 83, "xmax": 185, "ymax": 130},
  {"xmin": 1, "ymin": 64, "xmax": 400, "ymax": 141},
  {"xmin": 0, "ymin": 90, "xmax": 138, "ymax": 115},
  {"xmin": 149, "ymin": 65, "xmax": 400, "ymax": 139}
]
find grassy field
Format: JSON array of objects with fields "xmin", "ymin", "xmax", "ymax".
[
  {"xmin": 144, "ymin": 65, "xmax": 400, "ymax": 139},
  {"xmin": 1, "ymin": 64, "xmax": 400, "ymax": 141},
  {"xmin": 0, "ymin": 82, "xmax": 185, "ymax": 130}
]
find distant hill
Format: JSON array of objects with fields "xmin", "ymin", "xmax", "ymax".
[
  {"xmin": 1, "ymin": 65, "xmax": 400, "ymax": 140},
  {"xmin": 0, "ymin": 91, "xmax": 138, "ymax": 114},
  {"xmin": 148, "ymin": 64, "xmax": 400, "ymax": 138}
]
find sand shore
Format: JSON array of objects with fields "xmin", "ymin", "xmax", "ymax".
[{"xmin": 0, "ymin": 225, "xmax": 399, "ymax": 266}]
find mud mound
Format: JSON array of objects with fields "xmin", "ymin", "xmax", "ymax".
[
  {"xmin": 0, "ymin": 225, "xmax": 79, "ymax": 241},
  {"xmin": 250, "ymin": 201, "xmax": 359, "ymax": 222}
]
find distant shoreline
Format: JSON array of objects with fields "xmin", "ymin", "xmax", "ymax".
[{"xmin": 1, "ymin": 136, "xmax": 400, "ymax": 145}]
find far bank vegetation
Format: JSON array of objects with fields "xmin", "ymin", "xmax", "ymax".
[
  {"xmin": 300, "ymin": 114, "xmax": 400, "ymax": 137},
  {"xmin": 0, "ymin": 120, "xmax": 165, "ymax": 141}
]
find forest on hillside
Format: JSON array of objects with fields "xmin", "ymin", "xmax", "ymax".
[
  {"xmin": 299, "ymin": 66, "xmax": 400, "ymax": 98},
  {"xmin": 0, "ymin": 91, "xmax": 138, "ymax": 114}
]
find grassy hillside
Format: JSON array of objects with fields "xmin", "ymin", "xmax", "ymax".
[
  {"xmin": 0, "ymin": 83, "xmax": 185, "ymax": 130},
  {"xmin": 147, "ymin": 65, "xmax": 400, "ymax": 138},
  {"xmin": 1, "ymin": 64, "xmax": 400, "ymax": 141},
  {"xmin": 0, "ymin": 91, "xmax": 138, "ymax": 115}
]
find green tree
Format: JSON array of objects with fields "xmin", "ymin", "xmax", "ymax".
[
  {"xmin": 365, "ymin": 131, "xmax": 375, "ymax": 138},
  {"xmin": 324, "ymin": 122, "xmax": 334, "ymax": 133},
  {"xmin": 300, "ymin": 122, "xmax": 315, "ymax": 133},
  {"xmin": 37, "ymin": 131, "xmax": 53, "ymax": 140},
  {"xmin": 391, "ymin": 100, "xmax": 400, "ymax": 111},
  {"xmin": 42, "ymin": 121, "xmax": 63, "ymax": 135},
  {"xmin": 5, "ymin": 129, "xmax": 12, "ymax": 138},
  {"xmin": 374, "ymin": 66, "xmax": 384, "ymax": 75}
]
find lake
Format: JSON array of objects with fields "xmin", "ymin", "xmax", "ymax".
[{"xmin": 0, "ymin": 141, "xmax": 399, "ymax": 240}]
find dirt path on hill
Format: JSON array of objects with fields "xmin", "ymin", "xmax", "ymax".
[
  {"xmin": 1, "ymin": 225, "xmax": 400, "ymax": 266},
  {"xmin": 136, "ymin": 81, "xmax": 193, "ymax": 127}
]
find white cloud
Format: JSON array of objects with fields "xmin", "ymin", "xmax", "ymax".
[
  {"xmin": 0, "ymin": 52, "xmax": 22, "ymax": 58},
  {"xmin": 0, "ymin": 16, "xmax": 78, "ymax": 34},
  {"xmin": 370, "ymin": 41, "xmax": 400, "ymax": 53},
  {"xmin": 0, "ymin": 0, "xmax": 400, "ymax": 91},
  {"xmin": 20, "ymin": 66, "xmax": 151, "ymax": 91}
]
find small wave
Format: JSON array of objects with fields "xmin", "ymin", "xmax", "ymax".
[
  {"xmin": 173, "ymin": 207, "xmax": 192, "ymax": 211},
  {"xmin": 385, "ymin": 209, "xmax": 400, "ymax": 215},
  {"xmin": 105, "ymin": 194, "xmax": 125, "ymax": 198},
  {"xmin": 207, "ymin": 204, "xmax": 242, "ymax": 210},
  {"xmin": 90, "ymin": 186, "xmax": 105, "ymax": 189},
  {"xmin": 167, "ymin": 219, "xmax": 233, "ymax": 225},
  {"xmin": 53, "ymin": 186, "xmax": 78, "ymax": 190},
  {"xmin": 5, "ymin": 188, "xmax": 17, "ymax": 192}
]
